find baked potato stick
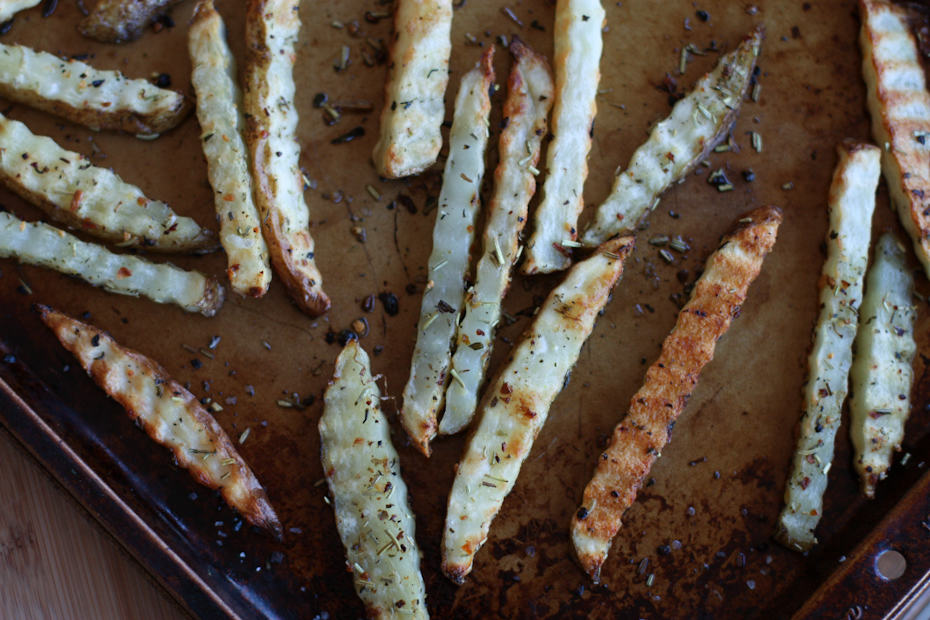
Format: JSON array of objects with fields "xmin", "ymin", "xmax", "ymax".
[
  {"xmin": 521, "ymin": 0, "xmax": 604, "ymax": 274},
  {"xmin": 0, "ymin": 0, "xmax": 40, "ymax": 24},
  {"xmin": 582, "ymin": 27, "xmax": 762, "ymax": 245},
  {"xmin": 400, "ymin": 48, "xmax": 494, "ymax": 456},
  {"xmin": 245, "ymin": 0, "xmax": 329, "ymax": 316},
  {"xmin": 571, "ymin": 206, "xmax": 782, "ymax": 582},
  {"xmin": 371, "ymin": 0, "xmax": 453, "ymax": 179},
  {"xmin": 38, "ymin": 306, "xmax": 279, "ymax": 535},
  {"xmin": 0, "ymin": 211, "xmax": 223, "ymax": 316},
  {"xmin": 776, "ymin": 142, "xmax": 880, "ymax": 552},
  {"xmin": 849, "ymin": 233, "xmax": 916, "ymax": 498},
  {"xmin": 860, "ymin": 0, "xmax": 930, "ymax": 279},
  {"xmin": 441, "ymin": 39, "xmax": 553, "ymax": 436},
  {"xmin": 0, "ymin": 112, "xmax": 214, "ymax": 252},
  {"xmin": 190, "ymin": 0, "xmax": 270, "ymax": 298},
  {"xmin": 320, "ymin": 341, "xmax": 428, "ymax": 619},
  {"xmin": 79, "ymin": 0, "xmax": 183, "ymax": 44},
  {"xmin": 0, "ymin": 42, "xmax": 189, "ymax": 135},
  {"xmin": 442, "ymin": 235, "xmax": 634, "ymax": 585}
]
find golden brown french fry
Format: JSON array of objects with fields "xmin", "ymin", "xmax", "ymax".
[{"xmin": 79, "ymin": 0, "xmax": 184, "ymax": 44}]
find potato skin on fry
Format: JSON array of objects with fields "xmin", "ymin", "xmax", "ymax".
[
  {"xmin": 244, "ymin": 0, "xmax": 330, "ymax": 316},
  {"xmin": 79, "ymin": 0, "xmax": 183, "ymax": 44},
  {"xmin": 571, "ymin": 206, "xmax": 782, "ymax": 582},
  {"xmin": 37, "ymin": 306, "xmax": 281, "ymax": 537}
]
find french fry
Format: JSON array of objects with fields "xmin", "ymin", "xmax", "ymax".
[
  {"xmin": 0, "ymin": 112, "xmax": 214, "ymax": 252},
  {"xmin": 849, "ymin": 233, "xmax": 917, "ymax": 498},
  {"xmin": 244, "ymin": 0, "xmax": 329, "ymax": 316},
  {"xmin": 0, "ymin": 42, "xmax": 189, "ymax": 135},
  {"xmin": 442, "ymin": 235, "xmax": 634, "ymax": 585},
  {"xmin": 79, "ymin": 0, "xmax": 183, "ymax": 44},
  {"xmin": 582, "ymin": 27, "xmax": 762, "ymax": 245},
  {"xmin": 371, "ymin": 0, "xmax": 453, "ymax": 179},
  {"xmin": 320, "ymin": 341, "xmax": 428, "ymax": 619},
  {"xmin": 441, "ymin": 39, "xmax": 554, "ymax": 436},
  {"xmin": 189, "ymin": 0, "xmax": 270, "ymax": 298},
  {"xmin": 776, "ymin": 142, "xmax": 880, "ymax": 552},
  {"xmin": 0, "ymin": 211, "xmax": 224, "ymax": 316},
  {"xmin": 571, "ymin": 206, "xmax": 782, "ymax": 582},
  {"xmin": 38, "ymin": 306, "xmax": 280, "ymax": 536},
  {"xmin": 0, "ymin": 0, "xmax": 40, "ymax": 24},
  {"xmin": 860, "ymin": 0, "xmax": 930, "ymax": 279},
  {"xmin": 521, "ymin": 0, "xmax": 604, "ymax": 274},
  {"xmin": 400, "ymin": 48, "xmax": 495, "ymax": 456}
]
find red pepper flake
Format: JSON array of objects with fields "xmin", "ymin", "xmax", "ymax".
[
  {"xmin": 799, "ymin": 476, "xmax": 810, "ymax": 490},
  {"xmin": 117, "ymin": 267, "xmax": 132, "ymax": 279},
  {"xmin": 501, "ymin": 382, "xmax": 512, "ymax": 395},
  {"xmin": 70, "ymin": 189, "xmax": 83, "ymax": 212}
]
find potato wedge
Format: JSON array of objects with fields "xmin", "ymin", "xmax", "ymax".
[
  {"xmin": 0, "ymin": 112, "xmax": 214, "ymax": 252},
  {"xmin": 38, "ymin": 306, "xmax": 279, "ymax": 535},
  {"xmin": 521, "ymin": 0, "xmax": 604, "ymax": 274},
  {"xmin": 571, "ymin": 206, "xmax": 782, "ymax": 582},
  {"xmin": 371, "ymin": 0, "xmax": 453, "ymax": 179},
  {"xmin": 582, "ymin": 27, "xmax": 762, "ymax": 246},
  {"xmin": 244, "ymin": 0, "xmax": 329, "ymax": 316},
  {"xmin": 400, "ymin": 48, "xmax": 495, "ymax": 456},
  {"xmin": 0, "ymin": 0, "xmax": 40, "ymax": 24},
  {"xmin": 189, "ymin": 0, "xmax": 270, "ymax": 298},
  {"xmin": 776, "ymin": 142, "xmax": 880, "ymax": 552},
  {"xmin": 79, "ymin": 0, "xmax": 183, "ymax": 44},
  {"xmin": 0, "ymin": 211, "xmax": 223, "ymax": 315},
  {"xmin": 860, "ymin": 0, "xmax": 930, "ymax": 279},
  {"xmin": 320, "ymin": 341, "xmax": 428, "ymax": 619},
  {"xmin": 849, "ymin": 233, "xmax": 917, "ymax": 498},
  {"xmin": 441, "ymin": 39, "xmax": 553, "ymax": 436},
  {"xmin": 442, "ymin": 235, "xmax": 634, "ymax": 585},
  {"xmin": 0, "ymin": 42, "xmax": 189, "ymax": 135}
]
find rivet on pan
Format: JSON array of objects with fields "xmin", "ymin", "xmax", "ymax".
[{"xmin": 874, "ymin": 548, "xmax": 907, "ymax": 581}]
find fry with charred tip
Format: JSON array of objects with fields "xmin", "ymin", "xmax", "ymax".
[
  {"xmin": 442, "ymin": 235, "xmax": 635, "ymax": 585},
  {"xmin": 400, "ymin": 47, "xmax": 495, "ymax": 456},
  {"xmin": 190, "ymin": 0, "xmax": 271, "ymax": 298},
  {"xmin": 572, "ymin": 206, "xmax": 782, "ymax": 582},
  {"xmin": 0, "ymin": 113, "xmax": 214, "ymax": 253},
  {"xmin": 442, "ymin": 39, "xmax": 554, "ymax": 436},
  {"xmin": 0, "ymin": 0, "xmax": 40, "ymax": 23},
  {"xmin": 38, "ymin": 306, "xmax": 280, "ymax": 536},
  {"xmin": 860, "ymin": 0, "xmax": 930, "ymax": 279},
  {"xmin": 0, "ymin": 42, "xmax": 189, "ymax": 135},
  {"xmin": 321, "ymin": 341, "xmax": 429, "ymax": 619},
  {"xmin": 0, "ymin": 211, "xmax": 224, "ymax": 316},
  {"xmin": 849, "ymin": 233, "xmax": 917, "ymax": 498},
  {"xmin": 372, "ymin": 0, "xmax": 453, "ymax": 179},
  {"xmin": 244, "ymin": 0, "xmax": 330, "ymax": 316},
  {"xmin": 79, "ymin": 0, "xmax": 184, "ymax": 44},
  {"xmin": 522, "ymin": 0, "xmax": 604, "ymax": 274},
  {"xmin": 582, "ymin": 26, "xmax": 763, "ymax": 245}
]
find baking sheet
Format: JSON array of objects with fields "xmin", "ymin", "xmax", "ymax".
[{"xmin": 1, "ymin": 0, "xmax": 930, "ymax": 617}]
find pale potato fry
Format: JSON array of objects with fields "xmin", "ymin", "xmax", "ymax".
[
  {"xmin": 442, "ymin": 235, "xmax": 634, "ymax": 585},
  {"xmin": 189, "ymin": 0, "xmax": 270, "ymax": 298},
  {"xmin": 521, "ymin": 0, "xmax": 604, "ymax": 274},
  {"xmin": 860, "ymin": 0, "xmax": 930, "ymax": 279},
  {"xmin": 0, "ymin": 42, "xmax": 189, "ymax": 135},
  {"xmin": 582, "ymin": 26, "xmax": 762, "ymax": 246},
  {"xmin": 320, "ymin": 341, "xmax": 428, "ymax": 619},
  {"xmin": 400, "ymin": 48, "xmax": 495, "ymax": 456},
  {"xmin": 776, "ymin": 142, "xmax": 880, "ymax": 552},
  {"xmin": 371, "ymin": 0, "xmax": 453, "ymax": 179},
  {"xmin": 0, "ymin": 211, "xmax": 223, "ymax": 315},
  {"xmin": 79, "ymin": 0, "xmax": 184, "ymax": 44},
  {"xmin": 244, "ymin": 0, "xmax": 329, "ymax": 316},
  {"xmin": 0, "ymin": 112, "xmax": 214, "ymax": 252},
  {"xmin": 571, "ymin": 206, "xmax": 781, "ymax": 582},
  {"xmin": 441, "ymin": 39, "xmax": 554, "ymax": 436},
  {"xmin": 0, "ymin": 0, "xmax": 40, "ymax": 24},
  {"xmin": 849, "ymin": 233, "xmax": 917, "ymax": 498},
  {"xmin": 38, "ymin": 306, "xmax": 279, "ymax": 535}
]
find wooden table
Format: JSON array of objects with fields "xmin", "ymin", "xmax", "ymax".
[{"xmin": 0, "ymin": 426, "xmax": 186, "ymax": 619}]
